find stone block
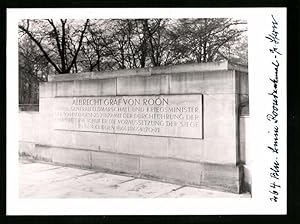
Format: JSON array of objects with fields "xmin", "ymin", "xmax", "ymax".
[
  {"xmin": 56, "ymin": 81, "xmax": 74, "ymax": 97},
  {"xmin": 201, "ymin": 163, "xmax": 242, "ymax": 193},
  {"xmin": 50, "ymin": 130, "xmax": 74, "ymax": 148},
  {"xmin": 201, "ymin": 93, "xmax": 238, "ymax": 163},
  {"xmin": 37, "ymin": 115, "xmax": 55, "ymax": 145},
  {"xmin": 48, "ymin": 67, "xmax": 151, "ymax": 82},
  {"xmin": 38, "ymin": 128, "xmax": 54, "ymax": 146},
  {"xmin": 203, "ymin": 139, "xmax": 237, "ymax": 164},
  {"xmin": 39, "ymin": 98, "xmax": 55, "ymax": 115},
  {"xmin": 203, "ymin": 94, "xmax": 237, "ymax": 138},
  {"xmin": 52, "ymin": 147, "xmax": 91, "ymax": 168},
  {"xmin": 117, "ymin": 75, "xmax": 169, "ymax": 95},
  {"xmin": 19, "ymin": 112, "xmax": 40, "ymax": 142},
  {"xmin": 167, "ymin": 138, "xmax": 204, "ymax": 162},
  {"xmin": 202, "ymin": 71, "xmax": 235, "ymax": 94},
  {"xmin": 39, "ymin": 82, "xmax": 56, "ymax": 98},
  {"xmin": 116, "ymin": 135, "xmax": 168, "ymax": 157},
  {"xmin": 169, "ymin": 72, "xmax": 204, "ymax": 94},
  {"xmin": 73, "ymin": 78, "xmax": 116, "ymax": 96},
  {"xmin": 72, "ymin": 131, "xmax": 116, "ymax": 152},
  {"xmin": 152, "ymin": 60, "xmax": 229, "ymax": 74},
  {"xmin": 169, "ymin": 70, "xmax": 234, "ymax": 94},
  {"xmin": 19, "ymin": 141, "xmax": 36, "ymax": 157},
  {"xmin": 91, "ymin": 151, "xmax": 140, "ymax": 174},
  {"xmin": 204, "ymin": 117, "xmax": 237, "ymax": 140},
  {"xmin": 35, "ymin": 144, "xmax": 54, "ymax": 162},
  {"xmin": 140, "ymin": 157, "xmax": 202, "ymax": 185}
]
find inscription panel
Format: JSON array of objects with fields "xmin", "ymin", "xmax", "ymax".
[{"xmin": 54, "ymin": 95, "xmax": 203, "ymax": 139}]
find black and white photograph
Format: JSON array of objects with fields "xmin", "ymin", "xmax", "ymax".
[{"xmin": 6, "ymin": 8, "xmax": 287, "ymax": 215}]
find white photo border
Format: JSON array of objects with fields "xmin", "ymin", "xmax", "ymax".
[{"xmin": 7, "ymin": 8, "xmax": 287, "ymax": 215}]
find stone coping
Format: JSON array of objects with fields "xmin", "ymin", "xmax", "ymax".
[{"xmin": 48, "ymin": 61, "xmax": 248, "ymax": 82}]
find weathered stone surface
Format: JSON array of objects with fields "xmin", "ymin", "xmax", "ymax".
[
  {"xmin": 201, "ymin": 163, "xmax": 242, "ymax": 193},
  {"xmin": 202, "ymin": 71, "xmax": 235, "ymax": 94},
  {"xmin": 116, "ymin": 135, "xmax": 168, "ymax": 157},
  {"xmin": 19, "ymin": 159, "xmax": 251, "ymax": 198},
  {"xmin": 169, "ymin": 72, "xmax": 203, "ymax": 94},
  {"xmin": 51, "ymin": 147, "xmax": 91, "ymax": 168},
  {"xmin": 167, "ymin": 138, "xmax": 204, "ymax": 162},
  {"xmin": 72, "ymin": 131, "xmax": 117, "ymax": 152},
  {"xmin": 91, "ymin": 151, "xmax": 140, "ymax": 174},
  {"xmin": 73, "ymin": 79, "xmax": 116, "ymax": 96},
  {"xmin": 48, "ymin": 67, "xmax": 152, "ymax": 82},
  {"xmin": 39, "ymin": 82, "xmax": 56, "ymax": 98},
  {"xmin": 19, "ymin": 141, "xmax": 36, "ymax": 156},
  {"xmin": 34, "ymin": 145, "xmax": 54, "ymax": 162},
  {"xmin": 117, "ymin": 75, "xmax": 169, "ymax": 95},
  {"xmin": 37, "ymin": 99, "xmax": 55, "ymax": 144},
  {"xmin": 19, "ymin": 112, "xmax": 39, "ymax": 142},
  {"xmin": 161, "ymin": 186, "xmax": 248, "ymax": 198},
  {"xmin": 204, "ymin": 117, "xmax": 236, "ymax": 140},
  {"xmin": 48, "ymin": 61, "xmax": 245, "ymax": 83},
  {"xmin": 112, "ymin": 178, "xmax": 180, "ymax": 198},
  {"xmin": 50, "ymin": 130, "xmax": 74, "ymax": 148},
  {"xmin": 169, "ymin": 70, "xmax": 235, "ymax": 94},
  {"xmin": 140, "ymin": 157, "xmax": 202, "ymax": 186},
  {"xmin": 203, "ymin": 139, "xmax": 237, "ymax": 164},
  {"xmin": 152, "ymin": 60, "xmax": 230, "ymax": 75},
  {"xmin": 56, "ymin": 81, "xmax": 74, "ymax": 97},
  {"xmin": 202, "ymin": 94, "xmax": 238, "ymax": 163},
  {"xmin": 39, "ymin": 98, "xmax": 55, "ymax": 115},
  {"xmin": 38, "ymin": 128, "xmax": 54, "ymax": 146}
]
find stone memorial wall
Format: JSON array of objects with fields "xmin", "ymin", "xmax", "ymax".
[{"xmin": 19, "ymin": 61, "xmax": 249, "ymax": 193}]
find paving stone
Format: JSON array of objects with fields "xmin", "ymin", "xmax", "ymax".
[
  {"xmin": 19, "ymin": 159, "xmax": 250, "ymax": 198},
  {"xmin": 161, "ymin": 186, "xmax": 250, "ymax": 198},
  {"xmin": 112, "ymin": 179, "xmax": 181, "ymax": 198},
  {"xmin": 20, "ymin": 162, "xmax": 61, "ymax": 173}
]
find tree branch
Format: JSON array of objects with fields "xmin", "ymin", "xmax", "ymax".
[
  {"xmin": 19, "ymin": 25, "xmax": 62, "ymax": 73},
  {"xmin": 67, "ymin": 19, "xmax": 89, "ymax": 73},
  {"xmin": 46, "ymin": 19, "xmax": 65, "ymax": 71}
]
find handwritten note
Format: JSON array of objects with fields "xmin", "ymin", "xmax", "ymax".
[{"xmin": 265, "ymin": 14, "xmax": 281, "ymax": 203}]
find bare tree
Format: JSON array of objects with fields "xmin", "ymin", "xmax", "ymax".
[
  {"xmin": 19, "ymin": 19, "xmax": 89, "ymax": 74},
  {"xmin": 170, "ymin": 18, "xmax": 247, "ymax": 63},
  {"xmin": 217, "ymin": 34, "xmax": 248, "ymax": 65},
  {"xmin": 18, "ymin": 34, "xmax": 51, "ymax": 105},
  {"xmin": 19, "ymin": 18, "xmax": 247, "ymax": 74}
]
